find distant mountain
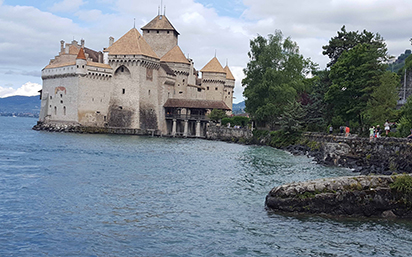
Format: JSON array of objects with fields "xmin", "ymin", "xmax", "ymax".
[
  {"xmin": 0, "ymin": 95, "xmax": 40, "ymax": 117},
  {"xmin": 232, "ymin": 101, "xmax": 245, "ymax": 114}
]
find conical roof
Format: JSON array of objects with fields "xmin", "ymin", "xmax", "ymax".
[
  {"xmin": 224, "ymin": 65, "xmax": 235, "ymax": 80},
  {"xmin": 160, "ymin": 46, "xmax": 189, "ymax": 64},
  {"xmin": 76, "ymin": 48, "xmax": 87, "ymax": 60},
  {"xmin": 104, "ymin": 28, "xmax": 159, "ymax": 59},
  {"xmin": 141, "ymin": 15, "xmax": 179, "ymax": 35},
  {"xmin": 200, "ymin": 57, "xmax": 225, "ymax": 74}
]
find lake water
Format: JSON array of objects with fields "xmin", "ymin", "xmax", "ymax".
[{"xmin": 1, "ymin": 116, "xmax": 412, "ymax": 256}]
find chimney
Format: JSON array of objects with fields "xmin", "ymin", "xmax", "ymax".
[
  {"xmin": 109, "ymin": 36, "xmax": 114, "ymax": 47},
  {"xmin": 60, "ymin": 40, "xmax": 65, "ymax": 53},
  {"xmin": 81, "ymin": 39, "xmax": 85, "ymax": 48}
]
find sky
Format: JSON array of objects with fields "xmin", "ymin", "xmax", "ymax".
[{"xmin": 1, "ymin": 0, "xmax": 412, "ymax": 103}]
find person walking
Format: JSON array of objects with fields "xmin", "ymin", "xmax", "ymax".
[
  {"xmin": 329, "ymin": 125, "xmax": 333, "ymax": 134},
  {"xmin": 345, "ymin": 126, "xmax": 350, "ymax": 137},
  {"xmin": 384, "ymin": 120, "xmax": 391, "ymax": 136},
  {"xmin": 376, "ymin": 125, "xmax": 381, "ymax": 138},
  {"xmin": 369, "ymin": 126, "xmax": 375, "ymax": 141}
]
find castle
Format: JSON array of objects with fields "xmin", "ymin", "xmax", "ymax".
[{"xmin": 38, "ymin": 13, "xmax": 235, "ymax": 137}]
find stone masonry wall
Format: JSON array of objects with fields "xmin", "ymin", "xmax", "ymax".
[
  {"xmin": 206, "ymin": 126, "xmax": 253, "ymax": 142},
  {"xmin": 301, "ymin": 132, "xmax": 412, "ymax": 175}
]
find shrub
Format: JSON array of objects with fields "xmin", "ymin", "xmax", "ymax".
[{"xmin": 390, "ymin": 174, "xmax": 412, "ymax": 194}]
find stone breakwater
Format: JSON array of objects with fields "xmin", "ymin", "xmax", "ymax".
[
  {"xmin": 265, "ymin": 175, "xmax": 412, "ymax": 218},
  {"xmin": 32, "ymin": 122, "xmax": 159, "ymax": 136}
]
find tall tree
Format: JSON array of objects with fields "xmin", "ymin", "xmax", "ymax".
[
  {"xmin": 303, "ymin": 70, "xmax": 331, "ymax": 131},
  {"xmin": 365, "ymin": 71, "xmax": 399, "ymax": 126},
  {"xmin": 325, "ymin": 43, "xmax": 388, "ymax": 129},
  {"xmin": 242, "ymin": 30, "xmax": 315, "ymax": 128},
  {"xmin": 322, "ymin": 26, "xmax": 387, "ymax": 67}
]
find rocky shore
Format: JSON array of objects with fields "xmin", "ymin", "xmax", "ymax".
[
  {"xmin": 283, "ymin": 133, "xmax": 412, "ymax": 176},
  {"xmin": 265, "ymin": 174, "xmax": 412, "ymax": 218}
]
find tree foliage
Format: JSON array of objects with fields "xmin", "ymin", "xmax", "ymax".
[
  {"xmin": 278, "ymin": 101, "xmax": 306, "ymax": 133},
  {"xmin": 365, "ymin": 71, "xmax": 399, "ymax": 126},
  {"xmin": 302, "ymin": 70, "xmax": 331, "ymax": 131},
  {"xmin": 398, "ymin": 97, "xmax": 412, "ymax": 137},
  {"xmin": 322, "ymin": 25, "xmax": 388, "ymax": 67},
  {"xmin": 208, "ymin": 109, "xmax": 227, "ymax": 122},
  {"xmin": 325, "ymin": 42, "xmax": 388, "ymax": 129},
  {"xmin": 242, "ymin": 30, "xmax": 315, "ymax": 129}
]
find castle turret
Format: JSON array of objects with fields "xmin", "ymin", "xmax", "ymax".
[
  {"xmin": 223, "ymin": 65, "xmax": 235, "ymax": 111},
  {"xmin": 141, "ymin": 15, "xmax": 179, "ymax": 58},
  {"xmin": 76, "ymin": 48, "xmax": 87, "ymax": 75},
  {"xmin": 201, "ymin": 57, "xmax": 227, "ymax": 103}
]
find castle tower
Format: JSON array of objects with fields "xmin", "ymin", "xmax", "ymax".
[
  {"xmin": 201, "ymin": 57, "xmax": 227, "ymax": 102},
  {"xmin": 160, "ymin": 45, "xmax": 191, "ymax": 99},
  {"xmin": 223, "ymin": 65, "xmax": 235, "ymax": 111},
  {"xmin": 141, "ymin": 15, "xmax": 179, "ymax": 58},
  {"xmin": 76, "ymin": 48, "xmax": 87, "ymax": 76},
  {"xmin": 103, "ymin": 28, "xmax": 161, "ymax": 129}
]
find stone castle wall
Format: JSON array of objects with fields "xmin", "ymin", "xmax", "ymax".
[{"xmin": 301, "ymin": 132, "xmax": 412, "ymax": 175}]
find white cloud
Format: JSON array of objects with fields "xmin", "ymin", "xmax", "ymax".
[
  {"xmin": 49, "ymin": 0, "xmax": 86, "ymax": 13},
  {"xmin": 0, "ymin": 82, "xmax": 41, "ymax": 98}
]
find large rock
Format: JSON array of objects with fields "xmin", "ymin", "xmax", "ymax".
[{"xmin": 265, "ymin": 175, "xmax": 412, "ymax": 218}]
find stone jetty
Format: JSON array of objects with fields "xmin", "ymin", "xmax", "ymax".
[{"xmin": 265, "ymin": 175, "xmax": 412, "ymax": 218}]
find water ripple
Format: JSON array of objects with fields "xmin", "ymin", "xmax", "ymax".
[{"xmin": 0, "ymin": 117, "xmax": 412, "ymax": 256}]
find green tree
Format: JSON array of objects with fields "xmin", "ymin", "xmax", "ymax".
[
  {"xmin": 303, "ymin": 70, "xmax": 331, "ymax": 131},
  {"xmin": 365, "ymin": 71, "xmax": 399, "ymax": 126},
  {"xmin": 208, "ymin": 109, "xmax": 227, "ymax": 123},
  {"xmin": 397, "ymin": 95, "xmax": 412, "ymax": 137},
  {"xmin": 325, "ymin": 42, "xmax": 388, "ymax": 130},
  {"xmin": 278, "ymin": 100, "xmax": 306, "ymax": 133},
  {"xmin": 242, "ymin": 30, "xmax": 315, "ymax": 129},
  {"xmin": 322, "ymin": 25, "xmax": 387, "ymax": 67}
]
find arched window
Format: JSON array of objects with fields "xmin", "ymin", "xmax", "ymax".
[
  {"xmin": 54, "ymin": 106, "xmax": 57, "ymax": 115},
  {"xmin": 64, "ymin": 106, "xmax": 66, "ymax": 115}
]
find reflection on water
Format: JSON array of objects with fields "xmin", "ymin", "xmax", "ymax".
[{"xmin": 1, "ymin": 117, "xmax": 412, "ymax": 256}]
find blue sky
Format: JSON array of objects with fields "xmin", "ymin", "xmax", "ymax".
[{"xmin": 1, "ymin": 0, "xmax": 412, "ymax": 102}]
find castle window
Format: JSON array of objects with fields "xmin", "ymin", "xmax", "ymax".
[
  {"xmin": 207, "ymin": 87, "xmax": 209, "ymax": 90},
  {"xmin": 60, "ymin": 100, "xmax": 63, "ymax": 104},
  {"xmin": 197, "ymin": 88, "xmax": 201, "ymax": 92},
  {"xmin": 228, "ymin": 92, "xmax": 231, "ymax": 95},
  {"xmin": 96, "ymin": 111, "xmax": 100, "ymax": 114},
  {"xmin": 104, "ymin": 116, "xmax": 107, "ymax": 121},
  {"xmin": 148, "ymin": 90, "xmax": 151, "ymax": 95},
  {"xmin": 179, "ymin": 91, "xmax": 183, "ymax": 94},
  {"xmin": 60, "ymin": 94, "xmax": 63, "ymax": 98},
  {"xmin": 50, "ymin": 96, "xmax": 52, "ymax": 99},
  {"xmin": 119, "ymin": 106, "xmax": 123, "ymax": 110},
  {"xmin": 63, "ymin": 106, "xmax": 66, "ymax": 115},
  {"xmin": 121, "ymin": 67, "xmax": 124, "ymax": 72},
  {"xmin": 178, "ymin": 84, "xmax": 180, "ymax": 87},
  {"xmin": 146, "ymin": 68, "xmax": 153, "ymax": 81},
  {"xmin": 54, "ymin": 106, "xmax": 57, "ymax": 115},
  {"xmin": 215, "ymin": 87, "xmax": 218, "ymax": 90},
  {"xmin": 157, "ymin": 30, "xmax": 159, "ymax": 33},
  {"xmin": 167, "ymin": 31, "xmax": 169, "ymax": 34},
  {"xmin": 92, "ymin": 98, "xmax": 94, "ymax": 102},
  {"xmin": 122, "ymin": 88, "xmax": 125, "ymax": 94}
]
